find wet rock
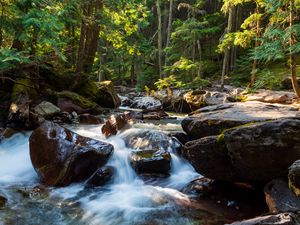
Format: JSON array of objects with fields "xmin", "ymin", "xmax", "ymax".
[
  {"xmin": 94, "ymin": 81, "xmax": 121, "ymax": 108},
  {"xmin": 121, "ymin": 129, "xmax": 181, "ymax": 151},
  {"xmin": 130, "ymin": 150, "xmax": 171, "ymax": 174},
  {"xmin": 34, "ymin": 101, "xmax": 61, "ymax": 118},
  {"xmin": 183, "ymin": 119, "xmax": 300, "ymax": 183},
  {"xmin": 29, "ymin": 121, "xmax": 113, "ymax": 186},
  {"xmin": 182, "ymin": 101, "xmax": 300, "ymax": 139},
  {"xmin": 264, "ymin": 179, "xmax": 300, "ymax": 213},
  {"xmin": 78, "ymin": 114, "xmax": 102, "ymax": 125},
  {"xmin": 227, "ymin": 213, "xmax": 300, "ymax": 225},
  {"xmin": 87, "ymin": 166, "xmax": 114, "ymax": 186},
  {"xmin": 288, "ymin": 160, "xmax": 300, "ymax": 197},
  {"xmin": 0, "ymin": 195, "xmax": 7, "ymax": 208},
  {"xmin": 246, "ymin": 90, "xmax": 294, "ymax": 104},
  {"xmin": 130, "ymin": 97, "xmax": 162, "ymax": 110},
  {"xmin": 102, "ymin": 112, "xmax": 134, "ymax": 138},
  {"xmin": 119, "ymin": 95, "xmax": 133, "ymax": 107},
  {"xmin": 17, "ymin": 185, "xmax": 49, "ymax": 199},
  {"xmin": 183, "ymin": 177, "xmax": 217, "ymax": 195},
  {"xmin": 168, "ymin": 132, "xmax": 190, "ymax": 145},
  {"xmin": 183, "ymin": 136, "xmax": 235, "ymax": 181},
  {"xmin": 1, "ymin": 128, "xmax": 17, "ymax": 139}
]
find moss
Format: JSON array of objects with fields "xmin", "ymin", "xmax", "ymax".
[
  {"xmin": 94, "ymin": 80, "xmax": 121, "ymax": 108},
  {"xmin": 76, "ymin": 78, "xmax": 98, "ymax": 98},
  {"xmin": 11, "ymin": 78, "xmax": 37, "ymax": 100},
  {"xmin": 57, "ymin": 91, "xmax": 97, "ymax": 109},
  {"xmin": 289, "ymin": 180, "xmax": 300, "ymax": 197},
  {"xmin": 235, "ymin": 94, "xmax": 248, "ymax": 102},
  {"xmin": 216, "ymin": 133, "xmax": 225, "ymax": 143}
]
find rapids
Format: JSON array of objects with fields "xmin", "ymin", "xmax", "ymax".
[{"xmin": 0, "ymin": 120, "xmax": 201, "ymax": 225}]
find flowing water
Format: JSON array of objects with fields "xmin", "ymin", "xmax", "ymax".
[{"xmin": 0, "ymin": 120, "xmax": 201, "ymax": 225}]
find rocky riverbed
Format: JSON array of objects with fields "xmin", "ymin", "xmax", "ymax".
[{"xmin": 1, "ymin": 84, "xmax": 300, "ymax": 225}]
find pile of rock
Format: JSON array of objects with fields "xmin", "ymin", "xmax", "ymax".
[{"xmin": 181, "ymin": 100, "xmax": 300, "ymax": 224}]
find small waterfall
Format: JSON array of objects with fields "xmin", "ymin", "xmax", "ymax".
[{"xmin": 0, "ymin": 123, "xmax": 200, "ymax": 225}]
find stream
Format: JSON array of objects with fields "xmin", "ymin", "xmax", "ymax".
[{"xmin": 0, "ymin": 117, "xmax": 202, "ymax": 225}]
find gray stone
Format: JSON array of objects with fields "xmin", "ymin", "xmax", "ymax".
[{"xmin": 34, "ymin": 101, "xmax": 61, "ymax": 118}]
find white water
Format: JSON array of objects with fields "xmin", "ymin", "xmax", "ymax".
[{"xmin": 0, "ymin": 123, "xmax": 200, "ymax": 225}]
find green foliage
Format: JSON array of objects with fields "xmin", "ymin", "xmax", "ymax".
[
  {"xmin": 0, "ymin": 48, "xmax": 31, "ymax": 71},
  {"xmin": 154, "ymin": 75, "xmax": 185, "ymax": 91},
  {"xmin": 185, "ymin": 77, "xmax": 211, "ymax": 89}
]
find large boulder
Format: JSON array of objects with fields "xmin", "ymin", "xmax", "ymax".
[
  {"xmin": 182, "ymin": 101, "xmax": 300, "ymax": 139},
  {"xmin": 130, "ymin": 150, "xmax": 171, "ymax": 175},
  {"xmin": 57, "ymin": 91, "xmax": 103, "ymax": 114},
  {"xmin": 34, "ymin": 101, "xmax": 61, "ymax": 118},
  {"xmin": 227, "ymin": 213, "xmax": 300, "ymax": 225},
  {"xmin": 29, "ymin": 121, "xmax": 113, "ymax": 186},
  {"xmin": 183, "ymin": 136, "xmax": 235, "ymax": 181},
  {"xmin": 183, "ymin": 119, "xmax": 300, "ymax": 183},
  {"xmin": 94, "ymin": 81, "xmax": 121, "ymax": 108},
  {"xmin": 264, "ymin": 179, "xmax": 300, "ymax": 213},
  {"xmin": 246, "ymin": 90, "xmax": 294, "ymax": 104},
  {"xmin": 288, "ymin": 160, "xmax": 300, "ymax": 197}
]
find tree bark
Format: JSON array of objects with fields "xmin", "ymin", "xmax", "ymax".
[
  {"xmin": 221, "ymin": 5, "xmax": 234, "ymax": 90},
  {"xmin": 157, "ymin": 0, "xmax": 163, "ymax": 79},
  {"xmin": 289, "ymin": 0, "xmax": 300, "ymax": 97}
]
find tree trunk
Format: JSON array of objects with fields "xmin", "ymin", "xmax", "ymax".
[
  {"xmin": 76, "ymin": 0, "xmax": 103, "ymax": 73},
  {"xmin": 249, "ymin": 5, "xmax": 261, "ymax": 87},
  {"xmin": 157, "ymin": 0, "xmax": 163, "ymax": 79},
  {"xmin": 165, "ymin": 0, "xmax": 173, "ymax": 67},
  {"xmin": 166, "ymin": 0, "xmax": 173, "ymax": 47},
  {"xmin": 289, "ymin": 0, "xmax": 300, "ymax": 97},
  {"xmin": 0, "ymin": 1, "xmax": 4, "ymax": 47},
  {"xmin": 197, "ymin": 40, "xmax": 202, "ymax": 78},
  {"xmin": 221, "ymin": 5, "xmax": 234, "ymax": 90}
]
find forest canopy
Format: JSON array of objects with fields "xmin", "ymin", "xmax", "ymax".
[{"xmin": 0, "ymin": 0, "xmax": 300, "ymax": 95}]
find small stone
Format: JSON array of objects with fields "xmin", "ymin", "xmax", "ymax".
[
  {"xmin": 87, "ymin": 166, "xmax": 114, "ymax": 186},
  {"xmin": 0, "ymin": 195, "xmax": 7, "ymax": 208}
]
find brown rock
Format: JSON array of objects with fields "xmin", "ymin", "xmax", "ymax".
[
  {"xmin": 29, "ymin": 121, "xmax": 113, "ymax": 186},
  {"xmin": 264, "ymin": 179, "xmax": 300, "ymax": 213}
]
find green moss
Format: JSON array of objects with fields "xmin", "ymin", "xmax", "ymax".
[
  {"xmin": 216, "ymin": 133, "xmax": 225, "ymax": 143},
  {"xmin": 11, "ymin": 78, "xmax": 37, "ymax": 100},
  {"xmin": 77, "ymin": 79, "xmax": 98, "ymax": 98},
  {"xmin": 289, "ymin": 180, "xmax": 300, "ymax": 197},
  {"xmin": 57, "ymin": 91, "xmax": 97, "ymax": 109}
]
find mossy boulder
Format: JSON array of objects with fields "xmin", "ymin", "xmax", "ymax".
[
  {"xmin": 77, "ymin": 80, "xmax": 121, "ymax": 108},
  {"xmin": 56, "ymin": 91, "xmax": 102, "ymax": 114},
  {"xmin": 288, "ymin": 160, "xmax": 300, "ymax": 197},
  {"xmin": 94, "ymin": 81, "xmax": 121, "ymax": 108},
  {"xmin": 11, "ymin": 78, "xmax": 38, "ymax": 100}
]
